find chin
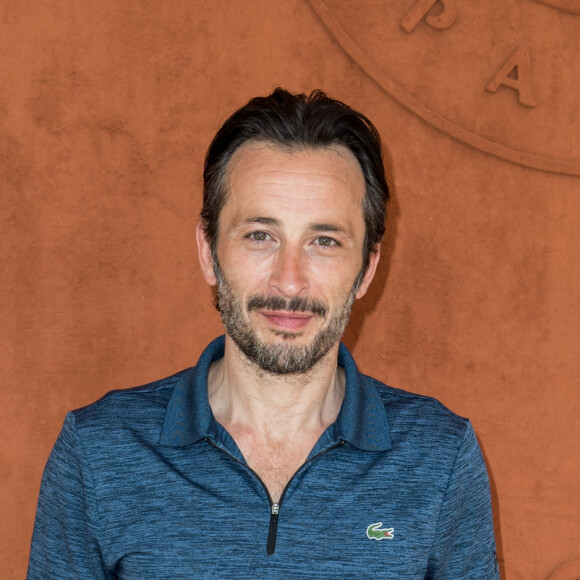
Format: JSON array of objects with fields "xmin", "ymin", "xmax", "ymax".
[{"xmin": 267, "ymin": 329, "xmax": 307, "ymax": 341}]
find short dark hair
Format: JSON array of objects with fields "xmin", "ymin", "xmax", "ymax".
[{"xmin": 201, "ymin": 88, "xmax": 389, "ymax": 275}]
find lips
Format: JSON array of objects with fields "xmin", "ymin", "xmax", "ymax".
[{"xmin": 260, "ymin": 310, "xmax": 314, "ymax": 331}]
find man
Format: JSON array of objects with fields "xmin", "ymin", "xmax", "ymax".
[{"xmin": 28, "ymin": 89, "xmax": 499, "ymax": 578}]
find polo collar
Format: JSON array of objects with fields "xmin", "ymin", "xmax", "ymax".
[
  {"xmin": 160, "ymin": 336, "xmax": 225, "ymax": 447},
  {"xmin": 160, "ymin": 335, "xmax": 391, "ymax": 452},
  {"xmin": 333, "ymin": 342, "xmax": 392, "ymax": 451}
]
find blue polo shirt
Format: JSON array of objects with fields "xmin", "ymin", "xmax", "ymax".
[{"xmin": 28, "ymin": 336, "xmax": 499, "ymax": 579}]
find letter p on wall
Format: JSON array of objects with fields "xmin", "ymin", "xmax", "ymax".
[{"xmin": 402, "ymin": 0, "xmax": 458, "ymax": 32}]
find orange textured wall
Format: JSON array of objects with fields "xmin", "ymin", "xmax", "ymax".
[{"xmin": 2, "ymin": 1, "xmax": 579, "ymax": 578}]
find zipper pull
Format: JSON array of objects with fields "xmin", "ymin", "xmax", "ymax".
[{"xmin": 267, "ymin": 502, "xmax": 280, "ymax": 555}]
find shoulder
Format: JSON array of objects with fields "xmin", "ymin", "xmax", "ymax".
[
  {"xmin": 68, "ymin": 367, "xmax": 193, "ymax": 439},
  {"xmin": 364, "ymin": 374, "xmax": 472, "ymax": 451}
]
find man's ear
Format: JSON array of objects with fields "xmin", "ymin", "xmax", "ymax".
[
  {"xmin": 354, "ymin": 246, "xmax": 380, "ymax": 300},
  {"xmin": 196, "ymin": 221, "xmax": 217, "ymax": 286}
]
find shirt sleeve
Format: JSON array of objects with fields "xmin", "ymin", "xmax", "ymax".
[
  {"xmin": 27, "ymin": 412, "xmax": 112, "ymax": 579},
  {"xmin": 426, "ymin": 421, "xmax": 500, "ymax": 580}
]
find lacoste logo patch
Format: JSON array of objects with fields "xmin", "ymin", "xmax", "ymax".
[{"xmin": 366, "ymin": 522, "xmax": 394, "ymax": 540}]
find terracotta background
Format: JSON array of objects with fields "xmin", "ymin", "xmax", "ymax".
[{"xmin": 2, "ymin": 1, "xmax": 579, "ymax": 578}]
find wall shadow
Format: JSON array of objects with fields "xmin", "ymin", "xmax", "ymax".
[
  {"xmin": 478, "ymin": 437, "xmax": 506, "ymax": 580},
  {"xmin": 343, "ymin": 143, "xmax": 400, "ymax": 351}
]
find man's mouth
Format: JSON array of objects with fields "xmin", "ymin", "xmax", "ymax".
[{"xmin": 259, "ymin": 310, "xmax": 314, "ymax": 331}]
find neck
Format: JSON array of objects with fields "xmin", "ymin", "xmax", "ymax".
[{"xmin": 208, "ymin": 335, "xmax": 345, "ymax": 440}]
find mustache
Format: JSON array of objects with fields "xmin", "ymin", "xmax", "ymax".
[{"xmin": 247, "ymin": 295, "xmax": 328, "ymax": 318}]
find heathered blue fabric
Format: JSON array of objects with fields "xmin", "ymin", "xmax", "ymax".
[{"xmin": 28, "ymin": 336, "xmax": 499, "ymax": 579}]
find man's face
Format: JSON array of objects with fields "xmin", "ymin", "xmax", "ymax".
[{"xmin": 197, "ymin": 142, "xmax": 379, "ymax": 374}]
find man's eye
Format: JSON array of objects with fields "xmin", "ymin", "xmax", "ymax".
[
  {"xmin": 316, "ymin": 236, "xmax": 339, "ymax": 247},
  {"xmin": 247, "ymin": 231, "xmax": 270, "ymax": 242}
]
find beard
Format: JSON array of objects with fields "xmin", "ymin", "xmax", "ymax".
[{"xmin": 214, "ymin": 261, "xmax": 360, "ymax": 375}]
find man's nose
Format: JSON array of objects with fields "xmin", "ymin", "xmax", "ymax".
[{"xmin": 268, "ymin": 244, "xmax": 309, "ymax": 297}]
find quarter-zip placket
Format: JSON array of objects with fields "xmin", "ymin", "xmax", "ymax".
[
  {"xmin": 206, "ymin": 437, "xmax": 346, "ymax": 555},
  {"xmin": 263, "ymin": 440, "xmax": 346, "ymax": 555}
]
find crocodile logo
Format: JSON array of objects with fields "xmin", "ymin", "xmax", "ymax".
[{"xmin": 366, "ymin": 522, "xmax": 394, "ymax": 540}]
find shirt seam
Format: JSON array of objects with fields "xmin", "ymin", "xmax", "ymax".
[
  {"xmin": 70, "ymin": 412, "xmax": 112, "ymax": 574},
  {"xmin": 425, "ymin": 419, "xmax": 470, "ymax": 571}
]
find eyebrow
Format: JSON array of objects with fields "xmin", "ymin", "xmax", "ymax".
[
  {"xmin": 309, "ymin": 223, "xmax": 347, "ymax": 235},
  {"xmin": 242, "ymin": 216, "xmax": 280, "ymax": 226},
  {"xmin": 242, "ymin": 217, "xmax": 349, "ymax": 236}
]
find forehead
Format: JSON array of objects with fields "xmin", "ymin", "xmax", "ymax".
[{"xmin": 224, "ymin": 142, "xmax": 366, "ymax": 212}]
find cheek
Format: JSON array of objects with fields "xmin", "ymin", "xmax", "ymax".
[
  {"xmin": 310, "ymin": 255, "xmax": 362, "ymax": 281},
  {"xmin": 220, "ymin": 254, "xmax": 272, "ymax": 293}
]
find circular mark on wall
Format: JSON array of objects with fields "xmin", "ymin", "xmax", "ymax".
[
  {"xmin": 547, "ymin": 557, "xmax": 580, "ymax": 580},
  {"xmin": 309, "ymin": 0, "xmax": 580, "ymax": 175},
  {"xmin": 531, "ymin": 0, "xmax": 580, "ymax": 15}
]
